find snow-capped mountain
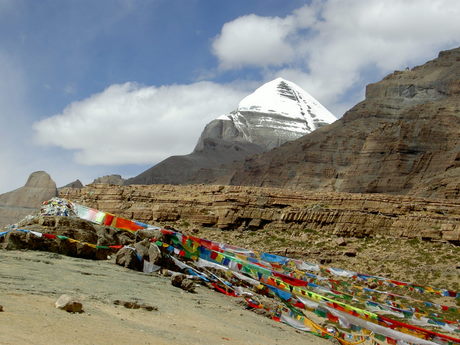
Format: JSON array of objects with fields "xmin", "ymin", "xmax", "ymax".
[
  {"xmin": 126, "ymin": 78, "xmax": 336, "ymax": 186},
  {"xmin": 194, "ymin": 78, "xmax": 336, "ymax": 152}
]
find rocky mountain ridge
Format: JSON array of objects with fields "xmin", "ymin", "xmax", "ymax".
[{"xmin": 221, "ymin": 48, "xmax": 460, "ymax": 199}]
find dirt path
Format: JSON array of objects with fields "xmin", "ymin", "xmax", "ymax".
[{"xmin": 0, "ymin": 250, "xmax": 331, "ymax": 345}]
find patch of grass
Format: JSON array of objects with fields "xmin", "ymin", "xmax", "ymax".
[
  {"xmin": 179, "ymin": 219, "xmax": 190, "ymax": 227},
  {"xmin": 407, "ymin": 238, "xmax": 421, "ymax": 246},
  {"xmin": 300, "ymin": 228, "xmax": 318, "ymax": 234}
]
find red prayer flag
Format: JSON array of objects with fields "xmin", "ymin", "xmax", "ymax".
[
  {"xmin": 327, "ymin": 313, "xmax": 339, "ymax": 323},
  {"xmin": 43, "ymin": 233, "xmax": 57, "ymax": 239},
  {"xmin": 109, "ymin": 245, "xmax": 123, "ymax": 249},
  {"xmin": 104, "ymin": 214, "xmax": 114, "ymax": 226},
  {"xmin": 114, "ymin": 217, "xmax": 143, "ymax": 231},
  {"xmin": 273, "ymin": 272, "xmax": 308, "ymax": 287}
]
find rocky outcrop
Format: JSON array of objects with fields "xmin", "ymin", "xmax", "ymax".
[
  {"xmin": 92, "ymin": 175, "xmax": 125, "ymax": 185},
  {"xmin": 0, "ymin": 171, "xmax": 58, "ymax": 227},
  {"xmin": 0, "ymin": 215, "xmax": 135, "ymax": 259},
  {"xmin": 60, "ymin": 184, "xmax": 460, "ymax": 243},
  {"xmin": 220, "ymin": 48, "xmax": 460, "ymax": 199},
  {"xmin": 125, "ymin": 78, "xmax": 336, "ymax": 186}
]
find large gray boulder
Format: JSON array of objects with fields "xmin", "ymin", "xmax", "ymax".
[{"xmin": 0, "ymin": 171, "xmax": 58, "ymax": 227}]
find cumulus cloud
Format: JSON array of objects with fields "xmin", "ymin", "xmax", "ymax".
[
  {"xmin": 33, "ymin": 82, "xmax": 246, "ymax": 165},
  {"xmin": 212, "ymin": 14, "xmax": 295, "ymax": 69},
  {"xmin": 213, "ymin": 0, "xmax": 460, "ymax": 115}
]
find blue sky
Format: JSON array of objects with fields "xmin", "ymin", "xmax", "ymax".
[{"xmin": 1, "ymin": 0, "xmax": 460, "ymax": 193}]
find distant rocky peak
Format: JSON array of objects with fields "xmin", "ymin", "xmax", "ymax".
[
  {"xmin": 92, "ymin": 174, "xmax": 125, "ymax": 185},
  {"xmin": 25, "ymin": 171, "xmax": 56, "ymax": 189}
]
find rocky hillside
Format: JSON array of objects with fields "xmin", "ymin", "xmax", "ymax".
[
  {"xmin": 125, "ymin": 78, "xmax": 335, "ymax": 186},
  {"xmin": 0, "ymin": 171, "xmax": 58, "ymax": 227},
  {"xmin": 60, "ymin": 184, "xmax": 460, "ymax": 244},
  {"xmin": 222, "ymin": 48, "xmax": 460, "ymax": 199}
]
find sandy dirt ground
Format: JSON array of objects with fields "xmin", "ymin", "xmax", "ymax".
[{"xmin": 0, "ymin": 249, "xmax": 331, "ymax": 345}]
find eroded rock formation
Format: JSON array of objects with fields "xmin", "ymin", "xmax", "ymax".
[
  {"xmin": 60, "ymin": 184, "xmax": 460, "ymax": 243},
  {"xmin": 220, "ymin": 48, "xmax": 460, "ymax": 199}
]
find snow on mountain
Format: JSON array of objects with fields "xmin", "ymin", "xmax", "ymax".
[
  {"xmin": 195, "ymin": 78, "xmax": 337, "ymax": 152},
  {"xmin": 238, "ymin": 77, "xmax": 336, "ymax": 132}
]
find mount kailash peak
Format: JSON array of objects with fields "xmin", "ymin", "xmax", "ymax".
[
  {"xmin": 195, "ymin": 77, "xmax": 336, "ymax": 152},
  {"xmin": 127, "ymin": 77, "xmax": 336, "ymax": 185}
]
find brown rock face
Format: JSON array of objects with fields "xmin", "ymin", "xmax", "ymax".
[
  {"xmin": 0, "ymin": 171, "xmax": 58, "ymax": 227},
  {"xmin": 60, "ymin": 184, "xmax": 460, "ymax": 243},
  {"xmin": 225, "ymin": 47, "xmax": 460, "ymax": 199}
]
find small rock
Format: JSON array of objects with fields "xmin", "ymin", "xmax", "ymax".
[
  {"xmin": 140, "ymin": 303, "xmax": 158, "ymax": 311},
  {"xmin": 123, "ymin": 301, "xmax": 140, "ymax": 309},
  {"xmin": 114, "ymin": 299, "xmax": 138, "ymax": 308},
  {"xmin": 113, "ymin": 300, "xmax": 158, "ymax": 311},
  {"xmin": 171, "ymin": 273, "xmax": 186, "ymax": 288},
  {"xmin": 180, "ymin": 278, "xmax": 195, "ymax": 293},
  {"xmin": 335, "ymin": 237, "xmax": 347, "ymax": 246},
  {"xmin": 171, "ymin": 274, "xmax": 195, "ymax": 292},
  {"xmin": 0, "ymin": 305, "xmax": 3, "ymax": 312},
  {"xmin": 55, "ymin": 294, "xmax": 83, "ymax": 313},
  {"xmin": 343, "ymin": 249, "xmax": 357, "ymax": 257}
]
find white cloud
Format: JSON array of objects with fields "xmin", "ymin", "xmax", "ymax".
[
  {"xmin": 33, "ymin": 82, "xmax": 246, "ymax": 165},
  {"xmin": 212, "ymin": 14, "xmax": 295, "ymax": 69},
  {"xmin": 212, "ymin": 0, "xmax": 460, "ymax": 116}
]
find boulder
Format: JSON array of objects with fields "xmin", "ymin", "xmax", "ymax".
[
  {"xmin": 115, "ymin": 247, "xmax": 142, "ymax": 271},
  {"xmin": 134, "ymin": 239, "xmax": 150, "ymax": 260},
  {"xmin": 147, "ymin": 242, "xmax": 162, "ymax": 265},
  {"xmin": 55, "ymin": 294, "xmax": 83, "ymax": 313},
  {"xmin": 135, "ymin": 229, "xmax": 164, "ymax": 242}
]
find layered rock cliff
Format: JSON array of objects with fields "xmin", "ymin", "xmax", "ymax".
[
  {"xmin": 60, "ymin": 184, "xmax": 460, "ymax": 244},
  {"xmin": 224, "ymin": 48, "xmax": 460, "ymax": 199}
]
